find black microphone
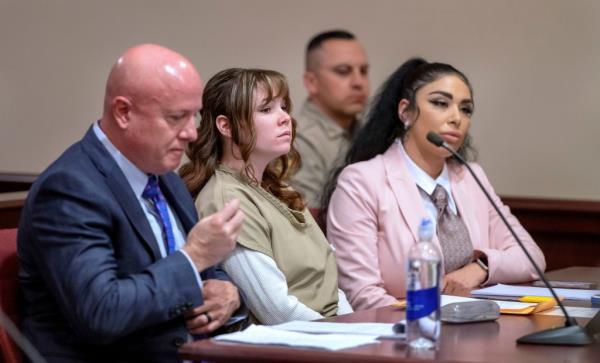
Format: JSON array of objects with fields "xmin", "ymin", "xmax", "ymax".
[
  {"xmin": 426, "ymin": 131, "xmax": 594, "ymax": 345},
  {"xmin": 425, "ymin": 132, "xmax": 445, "ymax": 148}
]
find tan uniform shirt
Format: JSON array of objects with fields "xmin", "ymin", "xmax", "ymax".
[
  {"xmin": 197, "ymin": 165, "xmax": 340, "ymax": 323},
  {"xmin": 291, "ymin": 100, "xmax": 356, "ymax": 209}
]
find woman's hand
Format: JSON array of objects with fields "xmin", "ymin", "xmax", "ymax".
[{"xmin": 441, "ymin": 262, "xmax": 487, "ymax": 296}]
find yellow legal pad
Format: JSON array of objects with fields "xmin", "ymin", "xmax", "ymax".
[{"xmin": 500, "ymin": 296, "xmax": 561, "ymax": 315}]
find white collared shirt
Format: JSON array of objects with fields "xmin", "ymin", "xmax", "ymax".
[
  {"xmin": 397, "ymin": 140, "xmax": 458, "ymax": 232},
  {"xmin": 92, "ymin": 122, "xmax": 202, "ymax": 286}
]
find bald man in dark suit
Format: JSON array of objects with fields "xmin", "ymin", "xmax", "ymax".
[{"xmin": 18, "ymin": 44, "xmax": 245, "ymax": 362}]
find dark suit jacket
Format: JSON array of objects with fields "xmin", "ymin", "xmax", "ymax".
[{"xmin": 18, "ymin": 127, "xmax": 227, "ymax": 362}]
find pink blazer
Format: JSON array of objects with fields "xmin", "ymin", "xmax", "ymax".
[{"xmin": 327, "ymin": 142, "xmax": 546, "ymax": 311}]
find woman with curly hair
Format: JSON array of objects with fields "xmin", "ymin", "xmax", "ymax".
[{"xmin": 180, "ymin": 68, "xmax": 352, "ymax": 324}]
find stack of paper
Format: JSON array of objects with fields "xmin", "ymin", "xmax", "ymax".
[
  {"xmin": 538, "ymin": 306, "xmax": 600, "ymax": 318},
  {"xmin": 214, "ymin": 325, "xmax": 381, "ymax": 351},
  {"xmin": 472, "ymin": 284, "xmax": 600, "ymax": 301},
  {"xmin": 271, "ymin": 321, "xmax": 399, "ymax": 338}
]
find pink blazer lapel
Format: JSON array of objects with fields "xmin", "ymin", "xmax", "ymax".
[
  {"xmin": 449, "ymin": 163, "xmax": 481, "ymax": 248},
  {"xmin": 382, "ymin": 143, "xmax": 429, "ymax": 243}
]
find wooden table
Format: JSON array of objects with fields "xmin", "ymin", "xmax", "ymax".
[{"xmin": 179, "ymin": 267, "xmax": 600, "ymax": 362}]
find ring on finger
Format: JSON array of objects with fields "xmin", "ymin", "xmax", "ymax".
[{"xmin": 203, "ymin": 311, "xmax": 212, "ymax": 324}]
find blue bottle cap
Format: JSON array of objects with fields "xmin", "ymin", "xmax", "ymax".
[{"xmin": 592, "ymin": 294, "xmax": 600, "ymax": 307}]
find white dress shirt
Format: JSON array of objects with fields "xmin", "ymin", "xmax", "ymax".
[
  {"xmin": 397, "ymin": 140, "xmax": 458, "ymax": 233},
  {"xmin": 93, "ymin": 122, "xmax": 202, "ymax": 288}
]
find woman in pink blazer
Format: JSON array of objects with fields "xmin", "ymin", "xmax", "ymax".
[{"xmin": 323, "ymin": 58, "xmax": 546, "ymax": 311}]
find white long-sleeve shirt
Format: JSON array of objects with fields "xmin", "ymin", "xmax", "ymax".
[{"xmin": 222, "ymin": 246, "xmax": 353, "ymax": 325}]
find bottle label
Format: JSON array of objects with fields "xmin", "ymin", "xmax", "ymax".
[{"xmin": 406, "ymin": 286, "xmax": 439, "ymax": 321}]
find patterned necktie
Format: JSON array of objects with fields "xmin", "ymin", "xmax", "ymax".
[
  {"xmin": 142, "ymin": 175, "xmax": 176, "ymax": 255},
  {"xmin": 430, "ymin": 184, "xmax": 473, "ymax": 273}
]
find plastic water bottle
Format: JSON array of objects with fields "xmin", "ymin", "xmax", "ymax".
[{"xmin": 406, "ymin": 218, "xmax": 442, "ymax": 349}]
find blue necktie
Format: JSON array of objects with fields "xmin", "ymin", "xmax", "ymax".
[{"xmin": 142, "ymin": 175, "xmax": 176, "ymax": 255}]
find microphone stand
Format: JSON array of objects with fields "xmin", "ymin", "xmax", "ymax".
[{"xmin": 426, "ymin": 131, "xmax": 594, "ymax": 346}]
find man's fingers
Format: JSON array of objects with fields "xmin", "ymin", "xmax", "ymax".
[
  {"xmin": 186, "ymin": 308, "xmax": 225, "ymax": 334},
  {"xmin": 218, "ymin": 198, "xmax": 241, "ymax": 222},
  {"xmin": 186, "ymin": 308, "xmax": 219, "ymax": 329},
  {"xmin": 184, "ymin": 301, "xmax": 219, "ymax": 318},
  {"xmin": 189, "ymin": 318, "xmax": 223, "ymax": 335},
  {"xmin": 228, "ymin": 210, "xmax": 245, "ymax": 234},
  {"xmin": 185, "ymin": 314, "xmax": 207, "ymax": 331}
]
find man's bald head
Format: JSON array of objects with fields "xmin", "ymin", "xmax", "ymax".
[
  {"xmin": 100, "ymin": 44, "xmax": 203, "ymax": 175},
  {"xmin": 103, "ymin": 44, "xmax": 202, "ymax": 117}
]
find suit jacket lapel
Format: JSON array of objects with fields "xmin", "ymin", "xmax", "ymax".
[
  {"xmin": 81, "ymin": 127, "xmax": 163, "ymax": 261},
  {"xmin": 383, "ymin": 142, "xmax": 429, "ymax": 244}
]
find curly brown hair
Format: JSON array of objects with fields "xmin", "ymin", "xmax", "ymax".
[{"xmin": 180, "ymin": 68, "xmax": 305, "ymax": 211}]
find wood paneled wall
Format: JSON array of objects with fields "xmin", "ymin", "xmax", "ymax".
[
  {"xmin": 0, "ymin": 172, "xmax": 37, "ymax": 193},
  {"xmin": 1, "ymin": 171, "xmax": 598, "ymax": 271},
  {"xmin": 502, "ymin": 196, "xmax": 600, "ymax": 271}
]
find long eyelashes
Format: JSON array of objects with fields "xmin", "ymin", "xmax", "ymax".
[
  {"xmin": 429, "ymin": 99, "xmax": 473, "ymax": 116},
  {"xmin": 461, "ymin": 107, "xmax": 473, "ymax": 116}
]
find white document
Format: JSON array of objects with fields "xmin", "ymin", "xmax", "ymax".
[
  {"xmin": 271, "ymin": 321, "xmax": 400, "ymax": 338},
  {"xmin": 538, "ymin": 306, "xmax": 600, "ymax": 318},
  {"xmin": 441, "ymin": 294, "xmax": 535, "ymax": 310},
  {"xmin": 213, "ymin": 324, "xmax": 380, "ymax": 351},
  {"xmin": 472, "ymin": 283, "xmax": 600, "ymax": 301}
]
